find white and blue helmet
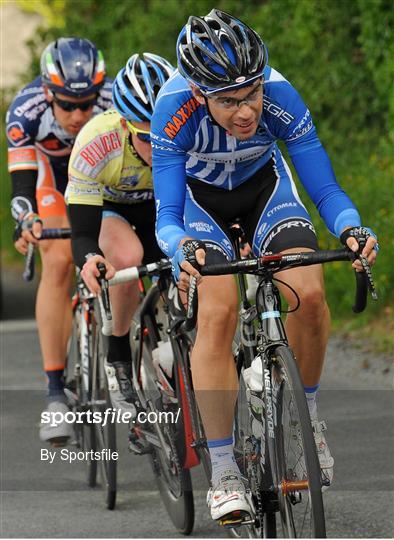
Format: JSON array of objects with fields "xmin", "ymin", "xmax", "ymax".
[
  {"xmin": 177, "ymin": 9, "xmax": 268, "ymax": 94},
  {"xmin": 112, "ymin": 53, "xmax": 174, "ymax": 122}
]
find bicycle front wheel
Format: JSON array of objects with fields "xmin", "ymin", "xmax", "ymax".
[
  {"xmin": 141, "ymin": 299, "xmax": 194, "ymax": 535},
  {"xmin": 269, "ymin": 345, "xmax": 326, "ymax": 538},
  {"xmin": 70, "ymin": 304, "xmax": 98, "ymax": 488},
  {"xmin": 91, "ymin": 303, "xmax": 117, "ymax": 510}
]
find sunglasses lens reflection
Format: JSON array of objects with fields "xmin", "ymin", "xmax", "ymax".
[{"xmin": 54, "ymin": 96, "xmax": 96, "ymax": 111}]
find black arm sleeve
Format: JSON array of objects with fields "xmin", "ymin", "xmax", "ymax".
[
  {"xmin": 68, "ymin": 204, "xmax": 104, "ymax": 269},
  {"xmin": 10, "ymin": 170, "xmax": 38, "ymax": 220}
]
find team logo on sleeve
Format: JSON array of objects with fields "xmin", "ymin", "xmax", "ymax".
[
  {"xmin": 6, "ymin": 122, "xmax": 30, "ymax": 146},
  {"xmin": 164, "ymin": 97, "xmax": 201, "ymax": 140}
]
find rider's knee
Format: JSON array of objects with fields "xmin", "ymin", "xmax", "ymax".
[
  {"xmin": 198, "ymin": 301, "xmax": 237, "ymax": 333},
  {"xmin": 40, "ymin": 245, "xmax": 73, "ymax": 285},
  {"xmin": 108, "ymin": 246, "xmax": 144, "ymax": 270},
  {"xmin": 296, "ymin": 284, "xmax": 327, "ymax": 320}
]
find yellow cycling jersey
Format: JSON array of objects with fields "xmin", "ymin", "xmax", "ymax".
[{"xmin": 66, "ymin": 109, "xmax": 152, "ymax": 206}]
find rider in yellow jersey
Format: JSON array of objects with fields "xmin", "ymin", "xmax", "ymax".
[
  {"xmin": 67, "ymin": 108, "xmax": 153, "ymax": 206},
  {"xmin": 67, "ymin": 53, "xmax": 174, "ymax": 410}
]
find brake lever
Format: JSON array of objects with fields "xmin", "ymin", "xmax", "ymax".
[
  {"xmin": 97, "ymin": 262, "xmax": 113, "ymax": 336},
  {"xmin": 358, "ymin": 255, "xmax": 378, "ymax": 301}
]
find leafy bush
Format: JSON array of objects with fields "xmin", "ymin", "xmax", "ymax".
[{"xmin": 2, "ymin": 0, "xmax": 393, "ymax": 322}]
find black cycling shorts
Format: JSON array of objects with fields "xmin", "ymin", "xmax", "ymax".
[
  {"xmin": 184, "ymin": 156, "xmax": 318, "ymax": 263},
  {"xmin": 102, "ymin": 200, "xmax": 163, "ymax": 265}
]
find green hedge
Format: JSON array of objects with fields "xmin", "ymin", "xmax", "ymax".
[{"xmin": 2, "ymin": 0, "xmax": 393, "ymax": 323}]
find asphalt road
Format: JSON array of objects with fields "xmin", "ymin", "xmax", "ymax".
[{"xmin": 1, "ymin": 322, "xmax": 393, "ymax": 538}]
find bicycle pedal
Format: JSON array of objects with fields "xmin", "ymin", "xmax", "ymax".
[
  {"xmin": 190, "ymin": 438, "xmax": 207, "ymax": 449},
  {"xmin": 128, "ymin": 431, "xmax": 152, "ymax": 455},
  {"xmin": 218, "ymin": 510, "xmax": 252, "ymax": 528}
]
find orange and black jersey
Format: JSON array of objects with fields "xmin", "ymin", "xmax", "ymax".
[{"xmin": 6, "ymin": 76, "xmax": 112, "ymax": 195}]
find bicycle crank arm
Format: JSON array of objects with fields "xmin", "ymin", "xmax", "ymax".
[
  {"xmin": 137, "ymin": 427, "xmax": 172, "ymax": 458},
  {"xmin": 128, "ymin": 429, "xmax": 153, "ymax": 455}
]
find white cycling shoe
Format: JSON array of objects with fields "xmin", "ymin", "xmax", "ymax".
[
  {"xmin": 207, "ymin": 469, "xmax": 252, "ymax": 524},
  {"xmin": 104, "ymin": 361, "xmax": 137, "ymax": 417},
  {"xmin": 312, "ymin": 419, "xmax": 334, "ymax": 489},
  {"xmin": 39, "ymin": 400, "xmax": 74, "ymax": 446}
]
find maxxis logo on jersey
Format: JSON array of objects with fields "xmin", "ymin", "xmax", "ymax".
[{"xmin": 164, "ymin": 97, "xmax": 201, "ymax": 140}]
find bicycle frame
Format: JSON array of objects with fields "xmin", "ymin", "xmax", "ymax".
[
  {"xmin": 231, "ymin": 237, "xmax": 288, "ymax": 521},
  {"xmin": 72, "ymin": 279, "xmax": 95, "ymax": 403},
  {"xmin": 131, "ymin": 272, "xmax": 202, "ymax": 470}
]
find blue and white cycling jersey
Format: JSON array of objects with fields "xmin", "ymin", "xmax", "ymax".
[{"xmin": 151, "ymin": 66, "xmax": 361, "ymax": 258}]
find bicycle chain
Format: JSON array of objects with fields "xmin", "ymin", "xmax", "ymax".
[
  {"xmin": 251, "ymin": 455, "xmax": 264, "ymax": 531},
  {"xmin": 245, "ymin": 439, "xmax": 264, "ymax": 532}
]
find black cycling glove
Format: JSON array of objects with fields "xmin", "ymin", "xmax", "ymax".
[
  {"xmin": 171, "ymin": 239, "xmax": 206, "ymax": 280},
  {"xmin": 340, "ymin": 226, "xmax": 378, "ymax": 252}
]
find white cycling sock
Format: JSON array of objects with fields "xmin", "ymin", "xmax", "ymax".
[
  {"xmin": 207, "ymin": 435, "xmax": 240, "ymax": 487},
  {"xmin": 304, "ymin": 384, "xmax": 319, "ymax": 420}
]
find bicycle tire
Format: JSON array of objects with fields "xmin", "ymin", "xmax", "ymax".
[
  {"xmin": 93, "ymin": 391, "xmax": 117, "ymax": 510},
  {"xmin": 231, "ymin": 361, "xmax": 277, "ymax": 539},
  {"xmin": 92, "ymin": 303, "xmax": 117, "ymax": 510},
  {"xmin": 70, "ymin": 305, "xmax": 98, "ymax": 488},
  {"xmin": 142, "ymin": 306, "xmax": 195, "ymax": 535},
  {"xmin": 268, "ymin": 345, "xmax": 326, "ymax": 538},
  {"xmin": 83, "ymin": 423, "xmax": 98, "ymax": 488},
  {"xmin": 172, "ymin": 332, "xmax": 211, "ymax": 481}
]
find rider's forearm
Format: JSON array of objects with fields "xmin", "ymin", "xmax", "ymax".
[
  {"xmin": 68, "ymin": 203, "xmax": 104, "ymax": 268},
  {"xmin": 289, "ymin": 142, "xmax": 361, "ymax": 236},
  {"xmin": 156, "ymin": 223, "xmax": 187, "ymax": 258},
  {"xmin": 10, "ymin": 170, "xmax": 38, "ymax": 221},
  {"xmin": 152, "ymin": 139, "xmax": 190, "ymax": 257}
]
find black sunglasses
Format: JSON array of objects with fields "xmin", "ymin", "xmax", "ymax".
[{"xmin": 52, "ymin": 94, "xmax": 97, "ymax": 112}]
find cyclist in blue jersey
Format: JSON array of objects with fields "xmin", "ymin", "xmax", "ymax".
[
  {"xmin": 7, "ymin": 38, "xmax": 112, "ymax": 445},
  {"xmin": 151, "ymin": 9, "xmax": 378, "ymax": 523}
]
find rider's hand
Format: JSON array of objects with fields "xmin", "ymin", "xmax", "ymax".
[
  {"xmin": 172, "ymin": 238, "xmax": 206, "ymax": 289},
  {"xmin": 14, "ymin": 213, "xmax": 43, "ymax": 255},
  {"xmin": 80, "ymin": 254, "xmax": 116, "ymax": 295},
  {"xmin": 340, "ymin": 226, "xmax": 378, "ymax": 272}
]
